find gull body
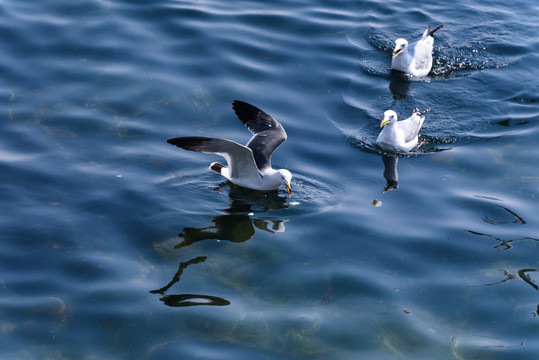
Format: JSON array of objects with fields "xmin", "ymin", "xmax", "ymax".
[
  {"xmin": 167, "ymin": 100, "xmax": 292, "ymax": 194},
  {"xmin": 375, "ymin": 109, "xmax": 428, "ymax": 153},
  {"xmin": 391, "ymin": 24, "xmax": 443, "ymax": 77}
]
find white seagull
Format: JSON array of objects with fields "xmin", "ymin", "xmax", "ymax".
[
  {"xmin": 375, "ymin": 108, "xmax": 430, "ymax": 153},
  {"xmin": 391, "ymin": 24, "xmax": 443, "ymax": 77},
  {"xmin": 167, "ymin": 100, "xmax": 292, "ymax": 195}
]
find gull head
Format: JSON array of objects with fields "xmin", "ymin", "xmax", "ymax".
[
  {"xmin": 380, "ymin": 110, "xmax": 398, "ymax": 127},
  {"xmin": 279, "ymin": 169, "xmax": 293, "ymax": 195},
  {"xmin": 392, "ymin": 38, "xmax": 408, "ymax": 58}
]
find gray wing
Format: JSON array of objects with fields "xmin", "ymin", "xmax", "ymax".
[
  {"xmin": 412, "ymin": 38, "xmax": 433, "ymax": 71},
  {"xmin": 167, "ymin": 136, "xmax": 261, "ymax": 180},
  {"xmin": 232, "ymin": 100, "xmax": 287, "ymax": 171},
  {"xmin": 399, "ymin": 113, "xmax": 425, "ymax": 143},
  {"xmin": 413, "ymin": 25, "xmax": 443, "ymax": 71}
]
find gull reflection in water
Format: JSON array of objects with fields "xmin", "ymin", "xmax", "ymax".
[
  {"xmin": 381, "ymin": 154, "xmax": 399, "ymax": 193},
  {"xmin": 389, "ymin": 71, "xmax": 411, "ymax": 101},
  {"xmin": 151, "ymin": 184, "xmax": 290, "ymax": 307},
  {"xmin": 176, "ymin": 184, "xmax": 289, "ymax": 249},
  {"xmin": 372, "ymin": 154, "xmax": 400, "ymax": 207}
]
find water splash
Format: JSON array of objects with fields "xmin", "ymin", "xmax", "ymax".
[{"xmin": 351, "ymin": 26, "xmax": 512, "ymax": 80}]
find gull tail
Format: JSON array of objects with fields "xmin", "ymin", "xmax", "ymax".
[
  {"xmin": 210, "ymin": 162, "xmax": 226, "ymax": 175},
  {"xmin": 427, "ymin": 24, "xmax": 444, "ymax": 37},
  {"xmin": 413, "ymin": 107, "xmax": 432, "ymax": 116},
  {"xmin": 210, "ymin": 162, "xmax": 230, "ymax": 179}
]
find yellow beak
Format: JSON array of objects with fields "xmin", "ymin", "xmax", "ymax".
[
  {"xmin": 380, "ymin": 119, "xmax": 390, "ymax": 127},
  {"xmin": 392, "ymin": 48, "xmax": 401, "ymax": 59},
  {"xmin": 285, "ymin": 183, "xmax": 291, "ymax": 196}
]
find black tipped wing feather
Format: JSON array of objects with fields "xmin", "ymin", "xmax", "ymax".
[
  {"xmin": 167, "ymin": 101, "xmax": 287, "ymax": 174},
  {"xmin": 167, "ymin": 136, "xmax": 214, "ymax": 151},
  {"xmin": 427, "ymin": 24, "xmax": 443, "ymax": 37},
  {"xmin": 232, "ymin": 100, "xmax": 284, "ymax": 135},
  {"xmin": 232, "ymin": 100, "xmax": 287, "ymax": 170}
]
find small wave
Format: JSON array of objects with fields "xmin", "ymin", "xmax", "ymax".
[
  {"xmin": 289, "ymin": 172, "xmax": 350, "ymax": 209},
  {"xmin": 347, "ymin": 134, "xmax": 452, "ymax": 158},
  {"xmin": 430, "ymin": 42, "xmax": 508, "ymax": 78}
]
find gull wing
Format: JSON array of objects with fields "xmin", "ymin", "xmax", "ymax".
[
  {"xmin": 399, "ymin": 113, "xmax": 425, "ymax": 143},
  {"xmin": 232, "ymin": 100, "xmax": 287, "ymax": 171},
  {"xmin": 167, "ymin": 136, "xmax": 262, "ymax": 181}
]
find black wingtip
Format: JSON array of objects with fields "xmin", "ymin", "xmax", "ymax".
[
  {"xmin": 232, "ymin": 99, "xmax": 248, "ymax": 108},
  {"xmin": 232, "ymin": 100, "xmax": 261, "ymax": 115},
  {"xmin": 167, "ymin": 136, "xmax": 212, "ymax": 150},
  {"xmin": 232, "ymin": 100, "xmax": 266, "ymax": 124},
  {"xmin": 427, "ymin": 24, "xmax": 444, "ymax": 37},
  {"xmin": 232, "ymin": 100, "xmax": 249, "ymax": 112}
]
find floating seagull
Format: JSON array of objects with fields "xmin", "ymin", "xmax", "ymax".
[
  {"xmin": 167, "ymin": 100, "xmax": 292, "ymax": 195},
  {"xmin": 375, "ymin": 108, "xmax": 430, "ymax": 153},
  {"xmin": 391, "ymin": 24, "xmax": 443, "ymax": 77}
]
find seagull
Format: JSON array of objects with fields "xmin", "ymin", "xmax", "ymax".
[
  {"xmin": 391, "ymin": 24, "xmax": 443, "ymax": 77},
  {"xmin": 167, "ymin": 100, "xmax": 292, "ymax": 195},
  {"xmin": 375, "ymin": 108, "xmax": 430, "ymax": 153}
]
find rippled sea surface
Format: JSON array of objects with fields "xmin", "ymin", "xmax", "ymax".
[{"xmin": 1, "ymin": 0, "xmax": 538, "ymax": 359}]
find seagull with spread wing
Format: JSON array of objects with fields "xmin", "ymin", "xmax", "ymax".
[{"xmin": 167, "ymin": 100, "xmax": 292, "ymax": 195}]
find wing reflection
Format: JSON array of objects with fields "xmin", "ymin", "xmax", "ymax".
[
  {"xmin": 150, "ymin": 256, "xmax": 231, "ymax": 307},
  {"xmin": 150, "ymin": 256, "xmax": 206, "ymax": 294},
  {"xmin": 158, "ymin": 294, "xmax": 230, "ymax": 307},
  {"xmin": 381, "ymin": 154, "xmax": 399, "ymax": 192},
  {"xmin": 152, "ymin": 185, "xmax": 290, "ymax": 307}
]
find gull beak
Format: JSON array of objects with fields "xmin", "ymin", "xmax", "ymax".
[
  {"xmin": 380, "ymin": 119, "xmax": 390, "ymax": 128},
  {"xmin": 285, "ymin": 183, "xmax": 291, "ymax": 196},
  {"xmin": 392, "ymin": 48, "xmax": 401, "ymax": 59}
]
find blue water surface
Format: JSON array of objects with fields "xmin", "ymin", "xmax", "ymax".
[{"xmin": 1, "ymin": 0, "xmax": 538, "ymax": 359}]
